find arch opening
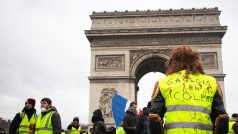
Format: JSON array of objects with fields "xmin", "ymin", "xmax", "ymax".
[
  {"xmin": 137, "ymin": 72, "xmax": 165, "ymax": 110},
  {"xmin": 133, "ymin": 56, "xmax": 168, "ymax": 106}
]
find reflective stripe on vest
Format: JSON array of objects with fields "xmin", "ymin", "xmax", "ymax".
[
  {"xmin": 159, "ymin": 70, "xmax": 217, "ymax": 133},
  {"xmin": 35, "ymin": 111, "xmax": 55, "ymax": 134},
  {"xmin": 228, "ymin": 121, "xmax": 236, "ymax": 133},
  {"xmin": 166, "ymin": 105, "xmax": 211, "ymax": 115},
  {"xmin": 18, "ymin": 112, "xmax": 37, "ymax": 134},
  {"xmin": 165, "ymin": 122, "xmax": 213, "ymax": 130}
]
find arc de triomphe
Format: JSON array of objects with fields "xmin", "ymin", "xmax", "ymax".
[{"xmin": 85, "ymin": 7, "xmax": 227, "ymax": 124}]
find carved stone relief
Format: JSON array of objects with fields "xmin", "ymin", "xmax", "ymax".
[
  {"xmin": 95, "ymin": 55, "xmax": 125, "ymax": 71},
  {"xmin": 196, "ymin": 15, "xmax": 203, "ymax": 21},
  {"xmin": 130, "ymin": 50, "xmax": 145, "ymax": 64},
  {"xmin": 92, "ymin": 15, "xmax": 219, "ymax": 29},
  {"xmin": 99, "ymin": 88, "xmax": 117, "ymax": 123},
  {"xmin": 172, "ymin": 16, "xmax": 180, "ymax": 23},
  {"xmin": 91, "ymin": 35, "xmax": 221, "ymax": 47},
  {"xmin": 130, "ymin": 50, "xmax": 170, "ymax": 67},
  {"xmin": 200, "ymin": 52, "xmax": 218, "ymax": 68},
  {"xmin": 129, "ymin": 51, "xmax": 218, "ymax": 69}
]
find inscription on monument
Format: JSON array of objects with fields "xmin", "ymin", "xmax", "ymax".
[
  {"xmin": 200, "ymin": 52, "xmax": 217, "ymax": 68},
  {"xmin": 95, "ymin": 55, "xmax": 125, "ymax": 71}
]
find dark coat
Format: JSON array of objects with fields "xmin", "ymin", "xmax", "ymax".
[
  {"xmin": 9, "ymin": 107, "xmax": 36, "ymax": 134},
  {"xmin": 137, "ymin": 108, "xmax": 150, "ymax": 134},
  {"xmin": 91, "ymin": 121, "xmax": 106, "ymax": 134},
  {"xmin": 232, "ymin": 122, "xmax": 238, "ymax": 133},
  {"xmin": 122, "ymin": 110, "xmax": 138, "ymax": 134}
]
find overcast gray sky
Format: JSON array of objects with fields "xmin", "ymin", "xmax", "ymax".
[{"xmin": 0, "ymin": 0, "xmax": 237, "ymax": 128}]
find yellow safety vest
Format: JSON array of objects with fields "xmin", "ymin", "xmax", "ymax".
[
  {"xmin": 17, "ymin": 112, "xmax": 37, "ymax": 134},
  {"xmin": 70, "ymin": 126, "xmax": 81, "ymax": 134},
  {"xmin": 159, "ymin": 70, "xmax": 217, "ymax": 134},
  {"xmin": 34, "ymin": 111, "xmax": 55, "ymax": 134},
  {"xmin": 228, "ymin": 121, "xmax": 236, "ymax": 134},
  {"xmin": 116, "ymin": 127, "xmax": 125, "ymax": 134}
]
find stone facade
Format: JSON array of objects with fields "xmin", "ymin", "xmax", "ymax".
[
  {"xmin": 85, "ymin": 7, "xmax": 227, "ymax": 124},
  {"xmin": 90, "ymin": 8, "xmax": 221, "ymax": 30},
  {"xmin": 0, "ymin": 117, "xmax": 10, "ymax": 134}
]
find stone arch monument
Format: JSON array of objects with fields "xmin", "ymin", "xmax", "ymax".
[{"xmin": 85, "ymin": 7, "xmax": 227, "ymax": 124}]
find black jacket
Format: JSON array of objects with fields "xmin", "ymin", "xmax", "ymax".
[
  {"xmin": 122, "ymin": 110, "xmax": 138, "ymax": 134},
  {"xmin": 232, "ymin": 122, "xmax": 238, "ymax": 134},
  {"xmin": 91, "ymin": 121, "xmax": 106, "ymax": 134},
  {"xmin": 40, "ymin": 106, "xmax": 62, "ymax": 134},
  {"xmin": 9, "ymin": 107, "xmax": 36, "ymax": 134},
  {"xmin": 67, "ymin": 123, "xmax": 80, "ymax": 130},
  {"xmin": 67, "ymin": 123, "xmax": 81, "ymax": 134}
]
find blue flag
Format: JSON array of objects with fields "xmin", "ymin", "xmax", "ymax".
[{"xmin": 112, "ymin": 93, "xmax": 131, "ymax": 127}]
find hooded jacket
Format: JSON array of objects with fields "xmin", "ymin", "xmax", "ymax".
[{"xmin": 39, "ymin": 106, "xmax": 62, "ymax": 134}]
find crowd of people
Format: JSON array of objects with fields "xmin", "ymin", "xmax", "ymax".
[{"xmin": 7, "ymin": 45, "xmax": 238, "ymax": 134}]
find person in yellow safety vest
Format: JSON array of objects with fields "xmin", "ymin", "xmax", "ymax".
[
  {"xmin": 87, "ymin": 128, "xmax": 92, "ymax": 134},
  {"xmin": 149, "ymin": 45, "xmax": 229, "ymax": 134},
  {"xmin": 61, "ymin": 129, "xmax": 66, "ymax": 134},
  {"xmin": 9, "ymin": 98, "xmax": 37, "ymax": 134},
  {"xmin": 116, "ymin": 126, "xmax": 125, "ymax": 134},
  {"xmin": 87, "ymin": 129, "xmax": 91, "ymax": 134},
  {"xmin": 35, "ymin": 97, "xmax": 62, "ymax": 134},
  {"xmin": 67, "ymin": 117, "xmax": 81, "ymax": 134},
  {"xmin": 229, "ymin": 113, "xmax": 238, "ymax": 134}
]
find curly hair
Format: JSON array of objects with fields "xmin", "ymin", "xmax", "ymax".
[{"xmin": 166, "ymin": 45, "xmax": 205, "ymax": 77}]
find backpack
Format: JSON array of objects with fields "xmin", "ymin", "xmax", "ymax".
[{"xmin": 91, "ymin": 121, "xmax": 106, "ymax": 134}]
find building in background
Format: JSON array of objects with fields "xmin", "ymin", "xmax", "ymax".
[{"xmin": 0, "ymin": 117, "xmax": 10, "ymax": 134}]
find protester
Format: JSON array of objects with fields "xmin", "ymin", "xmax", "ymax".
[
  {"xmin": 61, "ymin": 129, "xmax": 66, "ymax": 134},
  {"xmin": 107, "ymin": 126, "xmax": 116, "ymax": 134},
  {"xmin": 122, "ymin": 113, "xmax": 137, "ymax": 134},
  {"xmin": 128, "ymin": 102, "xmax": 138, "ymax": 115},
  {"xmin": 91, "ymin": 109, "xmax": 106, "ymax": 134},
  {"xmin": 232, "ymin": 113, "xmax": 238, "ymax": 123},
  {"xmin": 229, "ymin": 113, "xmax": 238, "ymax": 133},
  {"xmin": 116, "ymin": 123, "xmax": 125, "ymax": 134},
  {"xmin": 9, "ymin": 98, "xmax": 37, "ymax": 134},
  {"xmin": 91, "ymin": 109, "xmax": 116, "ymax": 134},
  {"xmin": 137, "ymin": 107, "xmax": 150, "ymax": 134},
  {"xmin": 149, "ymin": 45, "xmax": 229, "ymax": 134},
  {"xmin": 121, "ymin": 102, "xmax": 138, "ymax": 134},
  {"xmin": 34, "ymin": 97, "xmax": 62, "ymax": 134},
  {"xmin": 146, "ymin": 101, "xmax": 151, "ymax": 111},
  {"xmin": 67, "ymin": 116, "xmax": 81, "ymax": 134}
]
